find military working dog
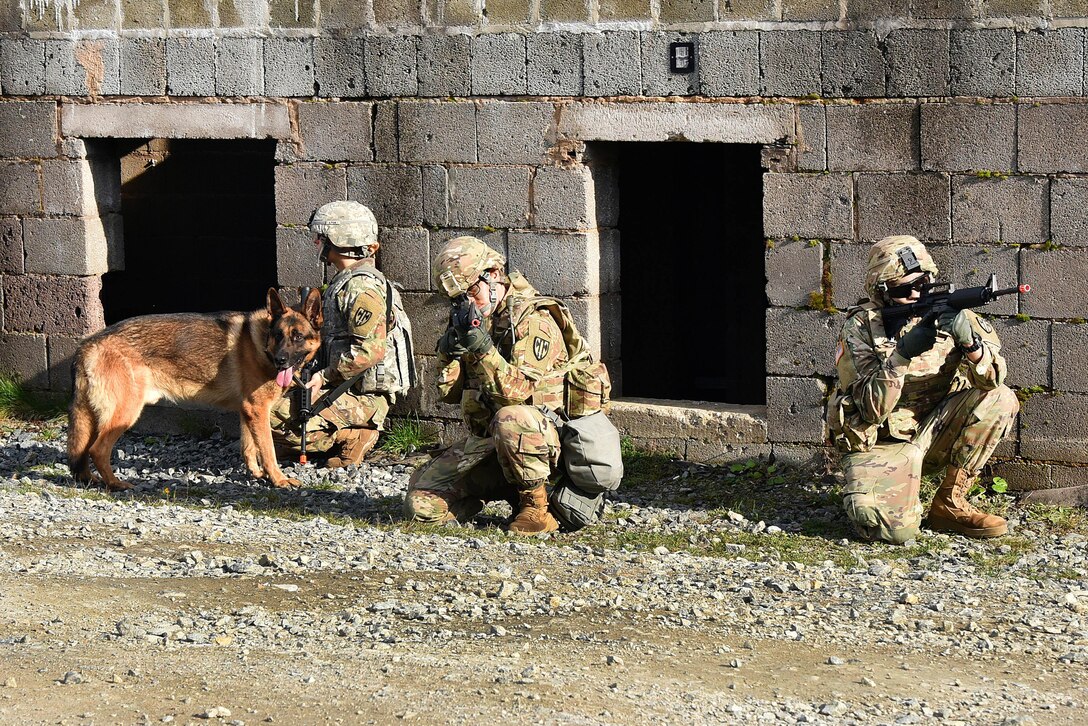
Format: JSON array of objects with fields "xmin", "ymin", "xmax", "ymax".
[{"xmin": 68, "ymin": 288, "xmax": 323, "ymax": 491}]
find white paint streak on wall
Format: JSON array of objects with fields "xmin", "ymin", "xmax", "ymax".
[{"xmin": 30, "ymin": 0, "xmax": 80, "ymax": 27}]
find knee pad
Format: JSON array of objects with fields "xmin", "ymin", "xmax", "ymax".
[
  {"xmin": 403, "ymin": 490, "xmax": 451, "ymax": 524},
  {"xmin": 843, "ymin": 494, "xmax": 919, "ymax": 545}
]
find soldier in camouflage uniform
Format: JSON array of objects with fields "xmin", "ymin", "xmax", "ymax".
[
  {"xmin": 270, "ymin": 201, "xmax": 396, "ymax": 468},
  {"xmin": 403, "ymin": 236, "xmax": 573, "ymax": 535},
  {"xmin": 827, "ymin": 235, "xmax": 1019, "ymax": 544}
]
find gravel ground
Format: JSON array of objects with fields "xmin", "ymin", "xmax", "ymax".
[{"xmin": 0, "ymin": 422, "xmax": 1086, "ymax": 725}]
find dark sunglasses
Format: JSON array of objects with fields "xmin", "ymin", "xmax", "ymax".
[{"xmin": 884, "ymin": 274, "xmax": 932, "ymax": 298}]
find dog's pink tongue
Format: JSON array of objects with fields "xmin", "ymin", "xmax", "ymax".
[{"xmin": 276, "ymin": 367, "xmax": 294, "ymax": 388}]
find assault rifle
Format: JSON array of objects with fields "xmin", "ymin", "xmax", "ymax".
[
  {"xmin": 450, "ymin": 292, "xmax": 483, "ymax": 334},
  {"xmin": 296, "ymin": 286, "xmax": 319, "ymax": 465},
  {"xmin": 881, "ymin": 274, "xmax": 1031, "ymax": 338}
]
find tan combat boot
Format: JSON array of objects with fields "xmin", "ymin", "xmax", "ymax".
[
  {"xmin": 326, "ymin": 429, "xmax": 380, "ymax": 468},
  {"xmin": 927, "ymin": 467, "xmax": 1008, "ymax": 538},
  {"xmin": 508, "ymin": 482, "xmax": 559, "ymax": 536}
]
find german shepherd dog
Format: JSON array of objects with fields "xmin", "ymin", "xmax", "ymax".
[{"xmin": 67, "ymin": 288, "xmax": 322, "ymax": 491}]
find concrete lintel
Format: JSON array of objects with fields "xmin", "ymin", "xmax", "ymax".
[
  {"xmin": 610, "ymin": 397, "xmax": 769, "ymax": 463},
  {"xmin": 60, "ymin": 102, "xmax": 292, "ymax": 140},
  {"xmin": 557, "ymin": 101, "xmax": 794, "ymax": 145}
]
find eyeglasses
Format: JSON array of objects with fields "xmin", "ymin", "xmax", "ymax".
[{"xmin": 884, "ymin": 274, "xmax": 932, "ymax": 298}]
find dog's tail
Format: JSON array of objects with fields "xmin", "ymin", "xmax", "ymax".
[{"xmin": 67, "ymin": 347, "xmax": 99, "ymax": 480}]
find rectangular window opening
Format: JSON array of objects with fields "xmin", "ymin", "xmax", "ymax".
[
  {"xmin": 599, "ymin": 141, "xmax": 766, "ymax": 405},
  {"xmin": 100, "ymin": 138, "xmax": 277, "ymax": 325}
]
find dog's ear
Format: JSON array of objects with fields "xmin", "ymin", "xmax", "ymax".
[
  {"xmin": 266, "ymin": 287, "xmax": 287, "ymax": 318},
  {"xmin": 302, "ymin": 287, "xmax": 323, "ymax": 329}
]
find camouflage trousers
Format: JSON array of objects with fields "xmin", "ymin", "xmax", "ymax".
[
  {"xmin": 404, "ymin": 405, "xmax": 560, "ymax": 523},
  {"xmin": 268, "ymin": 386, "xmax": 391, "ymax": 455},
  {"xmin": 841, "ymin": 384, "xmax": 1018, "ymax": 545}
]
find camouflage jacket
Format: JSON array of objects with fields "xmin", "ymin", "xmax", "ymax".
[
  {"xmin": 436, "ymin": 271, "xmax": 568, "ymax": 436},
  {"xmin": 322, "ymin": 259, "xmax": 388, "ymax": 390},
  {"xmin": 827, "ymin": 302, "xmax": 1007, "ymax": 453}
]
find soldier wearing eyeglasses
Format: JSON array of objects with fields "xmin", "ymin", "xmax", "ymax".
[{"xmin": 827, "ymin": 236, "xmax": 1019, "ymax": 545}]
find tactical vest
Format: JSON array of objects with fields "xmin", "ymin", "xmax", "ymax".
[{"xmin": 322, "ymin": 263, "xmax": 416, "ymax": 396}]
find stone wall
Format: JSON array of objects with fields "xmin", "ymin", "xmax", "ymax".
[{"xmin": 3, "ymin": 1, "xmax": 1088, "ymax": 489}]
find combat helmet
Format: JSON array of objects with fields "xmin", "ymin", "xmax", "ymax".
[
  {"xmin": 431, "ymin": 236, "xmax": 506, "ymax": 298},
  {"xmin": 309, "ymin": 201, "xmax": 378, "ymax": 257},
  {"xmin": 866, "ymin": 235, "xmax": 939, "ymax": 302}
]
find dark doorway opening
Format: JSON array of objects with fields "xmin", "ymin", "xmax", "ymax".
[
  {"xmin": 101, "ymin": 139, "xmax": 277, "ymax": 324},
  {"xmin": 612, "ymin": 142, "xmax": 766, "ymax": 404}
]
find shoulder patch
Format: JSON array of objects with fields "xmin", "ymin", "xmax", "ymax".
[
  {"xmin": 532, "ymin": 336, "xmax": 550, "ymax": 361},
  {"xmin": 975, "ymin": 316, "xmax": 994, "ymax": 335},
  {"xmin": 353, "ymin": 308, "xmax": 373, "ymax": 328}
]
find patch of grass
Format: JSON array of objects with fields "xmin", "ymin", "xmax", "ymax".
[
  {"xmin": 380, "ymin": 416, "xmax": 438, "ymax": 457},
  {"xmin": 619, "ymin": 438, "xmax": 678, "ymax": 492},
  {"xmin": 968, "ymin": 535, "xmax": 1034, "ymax": 577},
  {"xmin": 0, "ymin": 375, "xmax": 69, "ymax": 422}
]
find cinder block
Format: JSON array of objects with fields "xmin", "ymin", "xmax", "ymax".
[
  {"xmin": 826, "ymin": 103, "xmax": 918, "ymax": 172},
  {"xmin": 766, "ymin": 239, "xmax": 824, "ymax": 308},
  {"xmin": 884, "ymin": 28, "xmax": 949, "ymax": 98},
  {"xmin": 365, "ymin": 35, "xmax": 418, "ymax": 98},
  {"xmin": 1051, "ymin": 323, "xmax": 1088, "ymax": 392},
  {"xmin": 215, "ymin": 37, "xmax": 264, "ymax": 96},
  {"xmin": 120, "ymin": 38, "xmax": 166, "ymax": 96},
  {"xmin": 822, "ymin": 31, "xmax": 884, "ymax": 98},
  {"xmin": 991, "ymin": 460, "xmax": 1051, "ymax": 492},
  {"xmin": 269, "ymin": 0, "xmax": 317, "ymax": 27},
  {"xmin": 46, "ymin": 39, "xmax": 120, "ymax": 96},
  {"xmin": 1051, "ymin": 178, "xmax": 1088, "ymax": 247},
  {"xmin": 920, "ymin": 103, "xmax": 1015, "ymax": 173},
  {"xmin": 763, "ymin": 172, "xmax": 853, "ymax": 239},
  {"xmin": 0, "ymin": 334, "xmax": 48, "ymax": 388},
  {"xmin": 41, "ymin": 158, "xmax": 100, "ymax": 216},
  {"xmin": 1021, "ymin": 392, "xmax": 1088, "ymax": 464},
  {"xmin": 597, "ymin": 0, "xmax": 651, "ymax": 21},
  {"xmin": 374, "ymin": 102, "xmax": 398, "ymax": 162},
  {"xmin": 699, "ymin": 31, "xmax": 760, "ymax": 98},
  {"xmin": 315, "ymin": 37, "xmax": 367, "ymax": 98},
  {"xmin": 1021, "ymin": 248, "xmax": 1088, "ymax": 318},
  {"xmin": 274, "ymin": 164, "xmax": 348, "ymax": 225},
  {"xmin": 400, "ymin": 291, "xmax": 449, "ymax": 360},
  {"xmin": 847, "ymin": 0, "xmax": 910, "ymax": 21},
  {"xmin": 992, "ymin": 318, "xmax": 1049, "ymax": 389},
  {"xmin": 598, "ymin": 227, "xmax": 620, "ymax": 293},
  {"xmin": 422, "ymin": 165, "xmax": 448, "ymax": 227},
  {"xmin": 471, "ymin": 34, "xmax": 527, "ymax": 96},
  {"xmin": 166, "ymin": 37, "xmax": 215, "ymax": 96},
  {"xmin": 264, "ymin": 38, "xmax": 315, "ymax": 97},
  {"xmin": 298, "ymin": 101, "xmax": 374, "ymax": 162},
  {"xmin": 1, "ymin": 38, "xmax": 46, "ymax": 96},
  {"xmin": 856, "ymin": 173, "xmax": 951, "ymax": 241},
  {"xmin": 796, "ymin": 103, "xmax": 826, "ymax": 171},
  {"xmin": 377, "ymin": 227, "xmax": 430, "ymax": 292},
  {"xmin": 121, "ymin": 0, "xmax": 166, "ymax": 29},
  {"xmin": 393, "ymin": 354, "xmax": 464, "ymax": 420},
  {"xmin": 951, "ymin": 176, "xmax": 1048, "ymax": 246},
  {"xmin": 527, "ymin": 33, "xmax": 582, "ymax": 96},
  {"xmin": 598, "ymin": 293, "xmax": 619, "ymax": 360},
  {"xmin": 347, "ymin": 165, "xmax": 423, "ymax": 226},
  {"xmin": 589, "ymin": 157, "xmax": 619, "ymax": 227},
  {"xmin": 276, "ymin": 226, "xmax": 323, "ymax": 288},
  {"xmin": 926, "ymin": 244, "xmax": 1019, "ymax": 315},
  {"xmin": 417, "ymin": 34, "xmax": 471, "ymax": 98},
  {"xmin": 913, "ymin": 0, "xmax": 974, "ymax": 18},
  {"xmin": 766, "ymin": 375, "xmax": 828, "ymax": 444},
  {"xmin": 0, "ymin": 161, "xmax": 40, "ymax": 215},
  {"xmin": 829, "ymin": 242, "xmax": 871, "ymax": 309},
  {"xmin": 0, "ymin": 220, "xmax": 23, "ymax": 274},
  {"xmin": 761, "ymin": 30, "xmax": 822, "ymax": 97},
  {"xmin": 447, "ymin": 166, "xmax": 530, "ymax": 228},
  {"xmin": 372, "ymin": 0, "xmax": 423, "ymax": 25},
  {"xmin": 477, "ymin": 102, "xmax": 554, "ymax": 165},
  {"xmin": 319, "ymin": 0, "xmax": 367, "ymax": 27},
  {"xmin": 562, "ymin": 295, "xmax": 603, "ymax": 358},
  {"xmin": 659, "ymin": 0, "xmax": 714, "ymax": 22},
  {"xmin": 539, "ymin": 0, "xmax": 589, "ymax": 22},
  {"xmin": 23, "ymin": 217, "xmax": 117, "ymax": 275},
  {"xmin": 584, "ymin": 32, "xmax": 641, "ymax": 98},
  {"xmin": 1019, "ymin": 104, "xmax": 1088, "ymax": 174},
  {"xmin": 0, "ymin": 102, "xmax": 56, "ymax": 159},
  {"xmin": 2, "ymin": 274, "xmax": 105, "ymax": 335},
  {"xmin": 533, "ymin": 166, "xmax": 594, "ymax": 230},
  {"xmin": 949, "ymin": 29, "xmax": 1015, "ymax": 97},
  {"xmin": 718, "ymin": 0, "xmax": 775, "ymax": 19},
  {"xmin": 430, "ymin": 227, "xmax": 507, "ymax": 257},
  {"xmin": 47, "ymin": 334, "xmax": 81, "ymax": 391},
  {"xmin": 641, "ymin": 32, "xmax": 698, "ymax": 97},
  {"xmin": 507, "ymin": 231, "xmax": 599, "ymax": 296},
  {"xmin": 1049, "ymin": 464, "xmax": 1088, "ymax": 490},
  {"xmin": 766, "ymin": 307, "xmax": 840, "ymax": 376},
  {"xmin": 398, "ymin": 100, "xmax": 476, "ymax": 163},
  {"xmin": 1016, "ymin": 29, "xmax": 1084, "ymax": 97}
]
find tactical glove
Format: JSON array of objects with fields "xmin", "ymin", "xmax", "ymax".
[
  {"xmin": 437, "ymin": 327, "xmax": 469, "ymax": 358},
  {"xmin": 895, "ymin": 315, "xmax": 939, "ymax": 359},
  {"xmin": 459, "ymin": 326, "xmax": 494, "ymax": 355},
  {"xmin": 937, "ymin": 310, "xmax": 977, "ymax": 350}
]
